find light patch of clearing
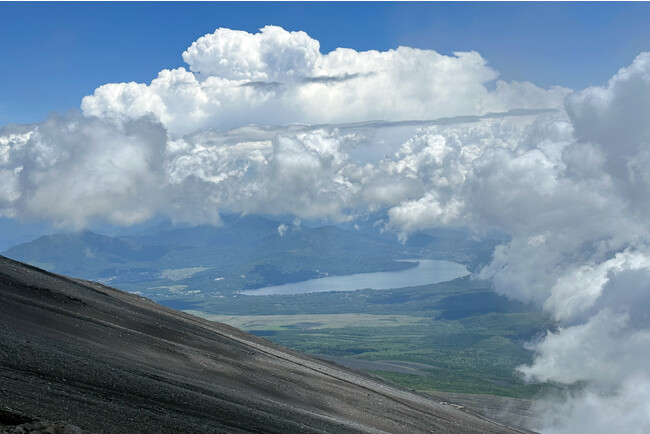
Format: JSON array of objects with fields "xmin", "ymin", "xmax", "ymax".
[
  {"xmin": 182, "ymin": 312, "xmax": 430, "ymax": 330},
  {"xmin": 160, "ymin": 267, "xmax": 210, "ymax": 281}
]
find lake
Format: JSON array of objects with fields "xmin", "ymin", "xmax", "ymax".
[{"xmin": 241, "ymin": 259, "xmax": 469, "ymax": 296}]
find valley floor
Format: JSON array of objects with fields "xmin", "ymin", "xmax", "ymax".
[{"xmin": 171, "ymin": 277, "xmax": 554, "ymax": 402}]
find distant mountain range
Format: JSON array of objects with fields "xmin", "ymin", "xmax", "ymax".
[{"xmin": 2, "ymin": 214, "xmax": 505, "ymax": 299}]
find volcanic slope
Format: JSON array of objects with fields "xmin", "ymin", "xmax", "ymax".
[{"xmin": 0, "ymin": 255, "xmax": 527, "ymax": 433}]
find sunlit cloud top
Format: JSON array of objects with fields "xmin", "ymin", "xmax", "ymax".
[{"xmin": 81, "ymin": 26, "xmax": 568, "ymax": 136}]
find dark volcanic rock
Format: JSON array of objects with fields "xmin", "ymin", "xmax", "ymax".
[
  {"xmin": 0, "ymin": 408, "xmax": 82, "ymax": 433},
  {"xmin": 0, "ymin": 255, "xmax": 525, "ymax": 433},
  {"xmin": 1, "ymin": 421, "xmax": 83, "ymax": 434}
]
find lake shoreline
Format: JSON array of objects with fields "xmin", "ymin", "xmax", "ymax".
[{"xmin": 240, "ymin": 259, "xmax": 469, "ymax": 296}]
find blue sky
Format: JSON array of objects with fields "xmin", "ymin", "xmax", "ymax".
[{"xmin": 2, "ymin": 2, "xmax": 650, "ymax": 126}]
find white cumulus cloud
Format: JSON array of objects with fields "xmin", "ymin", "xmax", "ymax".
[
  {"xmin": 376, "ymin": 53, "xmax": 650, "ymax": 433},
  {"xmin": 0, "ymin": 113, "xmax": 167, "ymax": 228},
  {"xmin": 81, "ymin": 26, "xmax": 569, "ymax": 136}
]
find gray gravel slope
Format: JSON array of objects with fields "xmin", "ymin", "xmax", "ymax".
[{"xmin": 0, "ymin": 255, "xmax": 526, "ymax": 433}]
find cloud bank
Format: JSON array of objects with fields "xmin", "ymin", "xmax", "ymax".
[
  {"xmin": 2, "ymin": 25, "xmax": 650, "ymax": 433},
  {"xmin": 0, "ymin": 114, "xmax": 167, "ymax": 227}
]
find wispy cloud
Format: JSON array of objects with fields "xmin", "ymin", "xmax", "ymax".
[
  {"xmin": 300, "ymin": 72, "xmax": 373, "ymax": 84},
  {"xmin": 238, "ymin": 81, "xmax": 285, "ymax": 90}
]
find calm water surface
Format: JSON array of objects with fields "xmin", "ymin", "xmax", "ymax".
[{"xmin": 241, "ymin": 259, "xmax": 469, "ymax": 296}]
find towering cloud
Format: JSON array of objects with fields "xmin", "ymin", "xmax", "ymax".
[
  {"xmin": 1, "ymin": 25, "xmax": 650, "ymax": 433},
  {"xmin": 81, "ymin": 26, "xmax": 568, "ymax": 136}
]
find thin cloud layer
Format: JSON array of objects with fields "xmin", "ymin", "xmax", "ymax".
[{"xmin": 2, "ymin": 25, "xmax": 650, "ymax": 433}]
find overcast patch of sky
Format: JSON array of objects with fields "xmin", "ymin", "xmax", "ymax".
[{"xmin": 2, "ymin": 2, "xmax": 650, "ymax": 125}]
